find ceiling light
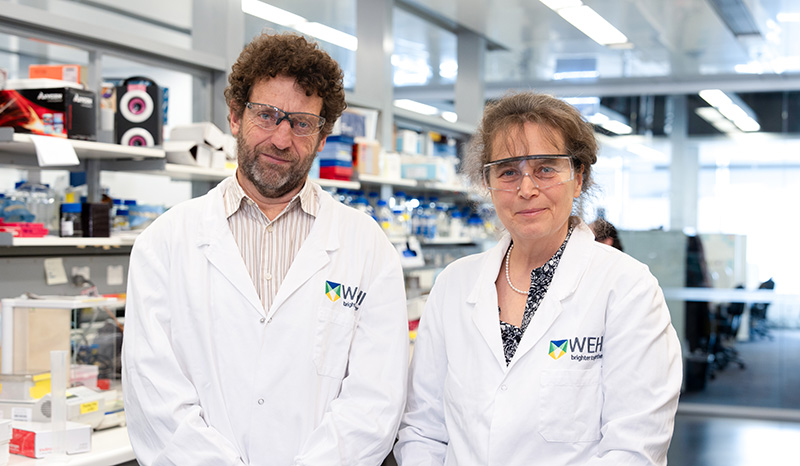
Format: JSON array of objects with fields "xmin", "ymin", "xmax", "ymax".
[
  {"xmin": 539, "ymin": 0, "xmax": 583, "ymax": 9},
  {"xmin": 695, "ymin": 107, "xmax": 738, "ymax": 133},
  {"xmin": 553, "ymin": 70, "xmax": 600, "ymax": 80},
  {"xmin": 698, "ymin": 89, "xmax": 731, "ymax": 108},
  {"xmin": 735, "ymin": 62, "xmax": 764, "ymax": 74},
  {"xmin": 587, "ymin": 111, "xmax": 632, "ymax": 135},
  {"xmin": 441, "ymin": 111, "xmax": 458, "ymax": 123},
  {"xmin": 626, "ymin": 143, "xmax": 667, "ymax": 162},
  {"xmin": 706, "ymin": 0, "xmax": 761, "ymax": 37},
  {"xmin": 540, "ymin": 1, "xmax": 629, "ymax": 46},
  {"xmin": 241, "ymin": 0, "xmax": 357, "ymax": 51},
  {"xmin": 698, "ymin": 89, "xmax": 760, "ymax": 132},
  {"xmin": 241, "ymin": 0, "xmax": 305, "ymax": 26},
  {"xmin": 394, "ymin": 99, "xmax": 439, "ymax": 116},
  {"xmin": 599, "ymin": 120, "xmax": 633, "ymax": 135},
  {"xmin": 777, "ymin": 12, "xmax": 800, "ymax": 23},
  {"xmin": 294, "ymin": 22, "xmax": 358, "ymax": 51}
]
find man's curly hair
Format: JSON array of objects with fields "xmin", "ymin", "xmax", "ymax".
[{"xmin": 224, "ymin": 32, "xmax": 347, "ymax": 137}]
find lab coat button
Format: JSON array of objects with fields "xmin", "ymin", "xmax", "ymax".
[
  {"xmin": 500, "ymin": 384, "xmax": 508, "ymax": 391},
  {"xmin": 257, "ymin": 398, "xmax": 264, "ymax": 405},
  {"xmin": 260, "ymin": 317, "xmax": 266, "ymax": 323}
]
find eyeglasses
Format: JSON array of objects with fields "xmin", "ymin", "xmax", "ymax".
[
  {"xmin": 245, "ymin": 102, "xmax": 325, "ymax": 137},
  {"xmin": 483, "ymin": 155, "xmax": 574, "ymax": 192}
]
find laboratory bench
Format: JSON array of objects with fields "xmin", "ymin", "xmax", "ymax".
[{"xmin": 8, "ymin": 425, "xmax": 134, "ymax": 466}]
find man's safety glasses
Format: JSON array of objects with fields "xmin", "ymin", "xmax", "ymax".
[
  {"xmin": 245, "ymin": 102, "xmax": 325, "ymax": 137},
  {"xmin": 483, "ymin": 155, "xmax": 574, "ymax": 192}
]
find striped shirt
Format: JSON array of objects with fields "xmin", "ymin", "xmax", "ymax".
[{"xmin": 223, "ymin": 176, "xmax": 318, "ymax": 311}]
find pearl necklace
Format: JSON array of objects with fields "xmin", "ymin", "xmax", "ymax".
[{"xmin": 504, "ymin": 243, "xmax": 528, "ymax": 295}]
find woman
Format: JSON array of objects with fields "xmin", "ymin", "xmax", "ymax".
[
  {"xmin": 394, "ymin": 92, "xmax": 682, "ymax": 465},
  {"xmin": 591, "ymin": 217, "xmax": 624, "ymax": 251}
]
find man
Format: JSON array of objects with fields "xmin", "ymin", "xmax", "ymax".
[{"xmin": 122, "ymin": 33, "xmax": 409, "ymax": 465}]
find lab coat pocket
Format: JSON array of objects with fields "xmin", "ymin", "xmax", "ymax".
[
  {"xmin": 312, "ymin": 305, "xmax": 357, "ymax": 378},
  {"xmin": 538, "ymin": 367, "xmax": 602, "ymax": 443}
]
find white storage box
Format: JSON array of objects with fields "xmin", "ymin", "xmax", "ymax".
[
  {"xmin": 164, "ymin": 140, "xmax": 213, "ymax": 167},
  {"xmin": 0, "ymin": 419, "xmax": 9, "ymax": 466},
  {"xmin": 9, "ymin": 421, "xmax": 91, "ymax": 458},
  {"xmin": 170, "ymin": 122, "xmax": 226, "ymax": 149}
]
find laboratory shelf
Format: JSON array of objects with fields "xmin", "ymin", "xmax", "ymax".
[
  {"xmin": 0, "ymin": 132, "xmax": 164, "ymax": 165},
  {"xmin": 151, "ymin": 163, "xmax": 236, "ymax": 182},
  {"xmin": 420, "ymin": 237, "xmax": 477, "ymax": 245},
  {"xmin": 418, "ymin": 181, "xmax": 471, "ymax": 194},
  {"xmin": 145, "ymin": 163, "xmax": 362, "ymax": 189},
  {"xmin": 357, "ymin": 174, "xmax": 418, "ymax": 188},
  {"xmin": 314, "ymin": 178, "xmax": 360, "ymax": 190},
  {"xmin": 0, "ymin": 233, "xmax": 138, "ymax": 248}
]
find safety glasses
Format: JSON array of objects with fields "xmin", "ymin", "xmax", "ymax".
[
  {"xmin": 245, "ymin": 102, "xmax": 325, "ymax": 137},
  {"xmin": 483, "ymin": 155, "xmax": 574, "ymax": 192}
]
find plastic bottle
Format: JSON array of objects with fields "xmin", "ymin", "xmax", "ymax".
[
  {"xmin": 377, "ymin": 199, "xmax": 393, "ymax": 233},
  {"xmin": 113, "ymin": 208, "xmax": 130, "ymax": 231},
  {"xmin": 450, "ymin": 210, "xmax": 464, "ymax": 239},
  {"xmin": 109, "ymin": 198, "xmax": 122, "ymax": 232},
  {"xmin": 410, "ymin": 198, "xmax": 425, "ymax": 237},
  {"xmin": 467, "ymin": 214, "xmax": 486, "ymax": 239},
  {"xmin": 367, "ymin": 191, "xmax": 379, "ymax": 211},
  {"xmin": 435, "ymin": 205, "xmax": 450, "ymax": 238},
  {"xmin": 392, "ymin": 207, "xmax": 408, "ymax": 237},
  {"xmin": 393, "ymin": 191, "xmax": 407, "ymax": 212},
  {"xmin": 59, "ymin": 203, "xmax": 83, "ymax": 237},
  {"xmin": 351, "ymin": 194, "xmax": 375, "ymax": 219},
  {"xmin": 13, "ymin": 181, "xmax": 58, "ymax": 232}
]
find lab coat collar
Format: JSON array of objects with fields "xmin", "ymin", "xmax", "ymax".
[
  {"xmin": 196, "ymin": 178, "xmax": 265, "ymax": 316},
  {"xmin": 465, "ymin": 221, "xmax": 595, "ymax": 371},
  {"xmin": 467, "ymin": 235, "xmax": 511, "ymax": 369},
  {"xmin": 268, "ymin": 182, "xmax": 339, "ymax": 316},
  {"xmin": 509, "ymin": 221, "xmax": 595, "ymax": 368},
  {"xmin": 194, "ymin": 178, "xmax": 340, "ymax": 319}
]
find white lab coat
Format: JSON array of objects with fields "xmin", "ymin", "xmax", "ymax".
[
  {"xmin": 122, "ymin": 178, "xmax": 409, "ymax": 466},
  {"xmin": 395, "ymin": 222, "xmax": 682, "ymax": 465}
]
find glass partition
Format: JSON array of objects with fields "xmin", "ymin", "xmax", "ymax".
[{"xmin": 591, "ymin": 131, "xmax": 800, "ymax": 416}]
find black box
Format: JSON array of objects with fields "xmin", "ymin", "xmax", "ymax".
[
  {"xmin": 0, "ymin": 87, "xmax": 97, "ymax": 141},
  {"xmin": 81, "ymin": 203, "xmax": 110, "ymax": 238}
]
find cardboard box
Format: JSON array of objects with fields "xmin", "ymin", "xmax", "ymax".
[
  {"xmin": 164, "ymin": 140, "xmax": 213, "ymax": 167},
  {"xmin": 319, "ymin": 165, "xmax": 353, "ymax": 180},
  {"xmin": 0, "ymin": 420, "xmax": 11, "ymax": 442},
  {"xmin": 9, "ymin": 421, "xmax": 91, "ymax": 458},
  {"xmin": 381, "ymin": 152, "xmax": 402, "ymax": 180},
  {"xmin": 28, "ymin": 65, "xmax": 86, "ymax": 86},
  {"xmin": 170, "ymin": 122, "xmax": 226, "ymax": 149},
  {"xmin": 210, "ymin": 150, "xmax": 227, "ymax": 170},
  {"xmin": 0, "ymin": 85, "xmax": 96, "ymax": 141},
  {"xmin": 354, "ymin": 139, "xmax": 382, "ymax": 175}
]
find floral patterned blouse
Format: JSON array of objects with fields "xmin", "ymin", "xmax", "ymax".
[{"xmin": 499, "ymin": 227, "xmax": 574, "ymax": 365}]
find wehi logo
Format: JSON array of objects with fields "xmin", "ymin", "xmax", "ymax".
[
  {"xmin": 325, "ymin": 281, "xmax": 342, "ymax": 302},
  {"xmin": 324, "ymin": 280, "xmax": 367, "ymax": 310},
  {"xmin": 549, "ymin": 340, "xmax": 568, "ymax": 360},
  {"xmin": 549, "ymin": 336, "xmax": 604, "ymax": 361}
]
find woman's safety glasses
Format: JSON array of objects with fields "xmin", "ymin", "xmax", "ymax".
[
  {"xmin": 245, "ymin": 102, "xmax": 325, "ymax": 137},
  {"xmin": 483, "ymin": 155, "xmax": 574, "ymax": 192}
]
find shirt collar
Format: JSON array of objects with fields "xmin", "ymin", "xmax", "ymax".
[{"xmin": 223, "ymin": 175, "xmax": 318, "ymax": 221}]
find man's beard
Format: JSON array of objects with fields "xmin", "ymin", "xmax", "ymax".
[{"xmin": 236, "ymin": 132, "xmax": 317, "ymax": 199}]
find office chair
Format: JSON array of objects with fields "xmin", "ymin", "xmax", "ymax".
[
  {"xmin": 750, "ymin": 278, "xmax": 775, "ymax": 341},
  {"xmin": 708, "ymin": 292, "xmax": 746, "ymax": 378}
]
